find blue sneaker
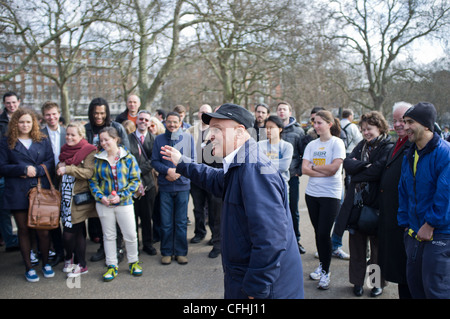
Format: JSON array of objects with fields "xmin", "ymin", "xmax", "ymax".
[
  {"xmin": 42, "ymin": 264, "xmax": 55, "ymax": 278},
  {"xmin": 25, "ymin": 269, "xmax": 40, "ymax": 282},
  {"xmin": 103, "ymin": 265, "xmax": 118, "ymax": 282},
  {"xmin": 129, "ymin": 261, "xmax": 143, "ymax": 276}
]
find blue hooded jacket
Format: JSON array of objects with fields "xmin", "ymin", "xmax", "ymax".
[
  {"xmin": 398, "ymin": 133, "xmax": 450, "ymax": 234},
  {"xmin": 176, "ymin": 138, "xmax": 304, "ymax": 299}
]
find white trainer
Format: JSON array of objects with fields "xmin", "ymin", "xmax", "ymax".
[
  {"xmin": 318, "ymin": 271, "xmax": 331, "ymax": 290},
  {"xmin": 309, "ymin": 263, "xmax": 323, "ymax": 281}
]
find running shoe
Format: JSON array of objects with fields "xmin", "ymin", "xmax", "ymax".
[
  {"xmin": 309, "ymin": 263, "xmax": 323, "ymax": 281},
  {"xmin": 103, "ymin": 265, "xmax": 118, "ymax": 282},
  {"xmin": 332, "ymin": 248, "xmax": 350, "ymax": 260},
  {"xmin": 129, "ymin": 261, "xmax": 143, "ymax": 276},
  {"xmin": 318, "ymin": 271, "xmax": 331, "ymax": 290},
  {"xmin": 68, "ymin": 264, "xmax": 88, "ymax": 278},
  {"xmin": 63, "ymin": 257, "xmax": 74, "ymax": 273}
]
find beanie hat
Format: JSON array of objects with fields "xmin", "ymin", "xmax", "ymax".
[{"xmin": 403, "ymin": 102, "xmax": 437, "ymax": 132}]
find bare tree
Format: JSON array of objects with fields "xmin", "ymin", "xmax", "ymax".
[
  {"xmin": 191, "ymin": 0, "xmax": 301, "ymax": 106},
  {"xmin": 328, "ymin": 0, "xmax": 450, "ymax": 114},
  {"xmin": 0, "ymin": 0, "xmax": 104, "ymax": 121},
  {"xmin": 97, "ymin": 0, "xmax": 203, "ymax": 110}
]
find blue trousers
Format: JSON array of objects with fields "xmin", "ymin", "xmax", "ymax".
[
  {"xmin": 159, "ymin": 190, "xmax": 189, "ymax": 257},
  {"xmin": 404, "ymin": 232, "xmax": 450, "ymax": 299}
]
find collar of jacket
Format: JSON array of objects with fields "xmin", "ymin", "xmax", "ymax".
[
  {"xmin": 94, "ymin": 146, "xmax": 128, "ymax": 161},
  {"xmin": 284, "ymin": 116, "xmax": 299, "ymax": 129},
  {"xmin": 164, "ymin": 128, "xmax": 183, "ymax": 146},
  {"xmin": 406, "ymin": 132, "xmax": 441, "ymax": 166},
  {"xmin": 227, "ymin": 138, "xmax": 261, "ymax": 171}
]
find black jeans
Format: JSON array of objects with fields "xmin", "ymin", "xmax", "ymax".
[{"xmin": 305, "ymin": 194, "xmax": 340, "ymax": 273}]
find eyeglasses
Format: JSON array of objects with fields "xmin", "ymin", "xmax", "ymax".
[
  {"xmin": 150, "ymin": 124, "xmax": 156, "ymax": 128},
  {"xmin": 138, "ymin": 118, "xmax": 150, "ymax": 122}
]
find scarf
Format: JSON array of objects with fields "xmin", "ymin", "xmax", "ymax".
[
  {"xmin": 354, "ymin": 134, "xmax": 388, "ymax": 206},
  {"xmin": 59, "ymin": 139, "xmax": 97, "ymax": 166},
  {"xmin": 392, "ymin": 136, "xmax": 408, "ymax": 158}
]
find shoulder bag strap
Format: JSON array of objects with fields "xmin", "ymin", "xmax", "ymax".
[{"xmin": 39, "ymin": 164, "xmax": 56, "ymax": 191}]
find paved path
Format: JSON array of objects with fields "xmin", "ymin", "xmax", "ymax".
[{"xmin": 0, "ymin": 176, "xmax": 399, "ymax": 299}]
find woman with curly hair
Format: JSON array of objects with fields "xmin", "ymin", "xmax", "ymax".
[
  {"xmin": 0, "ymin": 108, "xmax": 55, "ymax": 282},
  {"xmin": 334, "ymin": 111, "xmax": 394, "ymax": 297}
]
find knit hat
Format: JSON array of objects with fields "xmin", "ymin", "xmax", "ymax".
[{"xmin": 403, "ymin": 102, "xmax": 437, "ymax": 132}]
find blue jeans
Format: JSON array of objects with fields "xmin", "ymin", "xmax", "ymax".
[{"xmin": 159, "ymin": 190, "xmax": 189, "ymax": 257}]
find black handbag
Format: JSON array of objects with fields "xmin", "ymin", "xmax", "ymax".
[
  {"xmin": 357, "ymin": 206, "xmax": 379, "ymax": 235},
  {"xmin": 73, "ymin": 191, "xmax": 95, "ymax": 205}
]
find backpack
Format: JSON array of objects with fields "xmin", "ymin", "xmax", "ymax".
[{"xmin": 340, "ymin": 123, "xmax": 352, "ymax": 148}]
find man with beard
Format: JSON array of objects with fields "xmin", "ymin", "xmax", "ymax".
[
  {"xmin": 398, "ymin": 102, "xmax": 450, "ymax": 299},
  {"xmin": 252, "ymin": 103, "xmax": 270, "ymax": 141}
]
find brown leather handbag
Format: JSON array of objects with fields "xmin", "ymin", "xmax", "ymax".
[{"xmin": 27, "ymin": 164, "xmax": 61, "ymax": 230}]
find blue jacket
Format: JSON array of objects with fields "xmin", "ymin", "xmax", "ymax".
[
  {"xmin": 176, "ymin": 138, "xmax": 304, "ymax": 299},
  {"xmin": 0, "ymin": 136, "xmax": 55, "ymax": 210},
  {"xmin": 151, "ymin": 128, "xmax": 195, "ymax": 192},
  {"xmin": 398, "ymin": 133, "xmax": 450, "ymax": 234}
]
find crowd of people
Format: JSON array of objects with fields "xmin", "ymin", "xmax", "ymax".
[{"xmin": 0, "ymin": 90, "xmax": 449, "ymax": 299}]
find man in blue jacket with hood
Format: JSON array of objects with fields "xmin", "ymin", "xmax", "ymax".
[
  {"xmin": 161, "ymin": 103, "xmax": 304, "ymax": 299},
  {"xmin": 398, "ymin": 102, "xmax": 450, "ymax": 299}
]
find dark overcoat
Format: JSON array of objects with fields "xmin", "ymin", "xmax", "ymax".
[
  {"xmin": 334, "ymin": 137, "xmax": 394, "ymax": 236},
  {"xmin": 378, "ymin": 140, "xmax": 411, "ymax": 284},
  {"xmin": 0, "ymin": 136, "xmax": 55, "ymax": 210}
]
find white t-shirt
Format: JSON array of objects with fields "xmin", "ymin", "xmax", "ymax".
[{"xmin": 303, "ymin": 136, "xmax": 346, "ymax": 199}]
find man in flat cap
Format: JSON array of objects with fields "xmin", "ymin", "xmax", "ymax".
[
  {"xmin": 161, "ymin": 103, "xmax": 304, "ymax": 299},
  {"xmin": 398, "ymin": 102, "xmax": 450, "ymax": 299}
]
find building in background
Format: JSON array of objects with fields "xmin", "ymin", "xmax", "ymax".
[{"xmin": 0, "ymin": 44, "xmax": 131, "ymax": 118}]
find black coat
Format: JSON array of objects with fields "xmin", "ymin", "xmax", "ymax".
[
  {"xmin": 334, "ymin": 136, "xmax": 394, "ymax": 236},
  {"xmin": 127, "ymin": 132, "xmax": 156, "ymax": 190},
  {"xmin": 377, "ymin": 140, "xmax": 411, "ymax": 284}
]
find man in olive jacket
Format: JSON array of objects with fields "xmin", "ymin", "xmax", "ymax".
[{"xmin": 161, "ymin": 103, "xmax": 304, "ymax": 299}]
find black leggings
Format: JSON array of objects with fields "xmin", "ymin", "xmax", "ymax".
[
  {"xmin": 12, "ymin": 210, "xmax": 51, "ymax": 271},
  {"xmin": 305, "ymin": 194, "xmax": 341, "ymax": 274},
  {"xmin": 63, "ymin": 222, "xmax": 87, "ymax": 267}
]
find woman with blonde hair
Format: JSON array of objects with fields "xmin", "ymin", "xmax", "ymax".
[
  {"xmin": 56, "ymin": 122, "xmax": 97, "ymax": 277},
  {"xmin": 149, "ymin": 116, "xmax": 165, "ymax": 136},
  {"xmin": 0, "ymin": 108, "xmax": 55, "ymax": 282}
]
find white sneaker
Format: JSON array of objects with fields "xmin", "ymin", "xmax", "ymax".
[
  {"xmin": 309, "ymin": 263, "xmax": 323, "ymax": 280},
  {"xmin": 332, "ymin": 248, "xmax": 350, "ymax": 260},
  {"xmin": 63, "ymin": 257, "xmax": 74, "ymax": 273},
  {"xmin": 67, "ymin": 264, "xmax": 88, "ymax": 278},
  {"xmin": 30, "ymin": 250, "xmax": 39, "ymax": 265},
  {"xmin": 318, "ymin": 271, "xmax": 331, "ymax": 290}
]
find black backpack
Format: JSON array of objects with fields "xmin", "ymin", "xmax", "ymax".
[{"xmin": 340, "ymin": 123, "xmax": 352, "ymax": 148}]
